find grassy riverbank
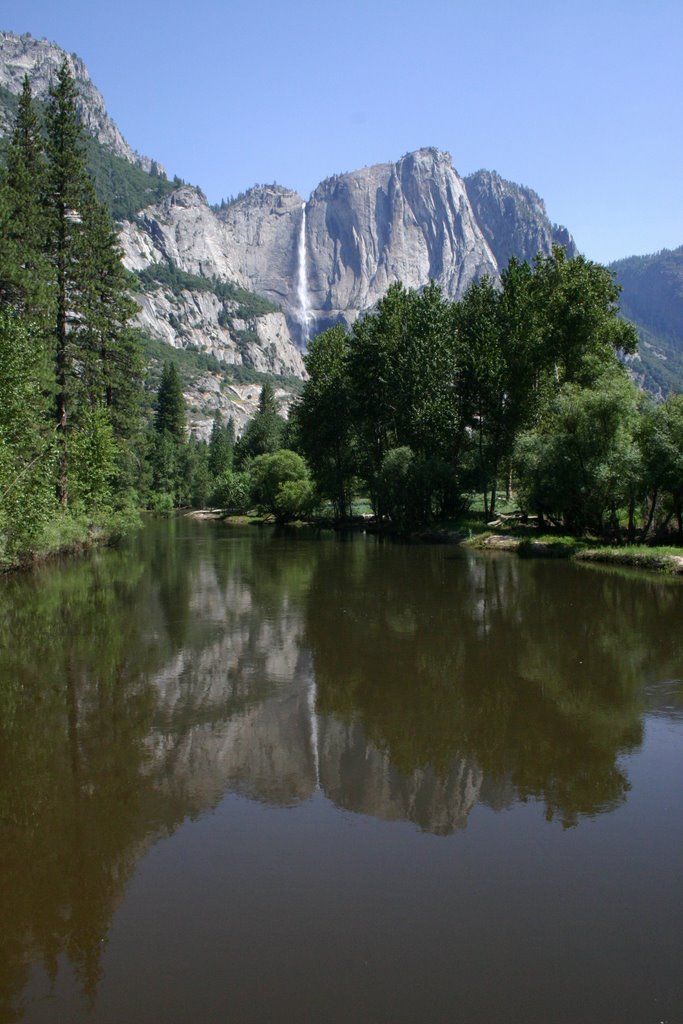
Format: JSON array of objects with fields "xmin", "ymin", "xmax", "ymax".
[
  {"xmin": 465, "ymin": 530, "xmax": 683, "ymax": 575},
  {"xmin": 0, "ymin": 508, "xmax": 140, "ymax": 573}
]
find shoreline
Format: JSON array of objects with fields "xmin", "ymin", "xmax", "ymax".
[{"xmin": 464, "ymin": 532, "xmax": 683, "ymax": 576}]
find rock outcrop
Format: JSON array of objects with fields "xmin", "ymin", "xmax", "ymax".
[
  {"xmin": 212, "ymin": 148, "xmax": 575, "ymax": 344},
  {"xmin": 121, "ymin": 186, "xmax": 247, "ymax": 283},
  {"xmin": 464, "ymin": 169, "xmax": 578, "ymax": 269},
  {"xmin": 0, "ymin": 30, "xmax": 161, "ymax": 173}
]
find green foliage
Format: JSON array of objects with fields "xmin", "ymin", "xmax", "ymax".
[
  {"xmin": 291, "ymin": 249, "xmax": 658, "ymax": 539},
  {"xmin": 135, "ymin": 262, "xmax": 279, "ymax": 319},
  {"xmin": 178, "ymin": 437, "xmax": 211, "ymax": 508},
  {"xmin": 377, "ymin": 447, "xmax": 419, "ymax": 533},
  {"xmin": 68, "ymin": 405, "xmax": 117, "ymax": 514},
  {"xmin": 0, "ymin": 70, "xmax": 145, "ymax": 557},
  {"xmin": 154, "ymin": 362, "xmax": 186, "ymax": 441},
  {"xmin": 377, "ymin": 446, "xmax": 464, "ymax": 534},
  {"xmin": 208, "ymin": 412, "xmax": 234, "ymax": 478},
  {"xmin": 514, "ymin": 370, "xmax": 640, "ymax": 535},
  {"xmin": 83, "ymin": 136, "xmax": 175, "ymax": 221},
  {"xmin": 234, "ymin": 382, "xmax": 285, "ymax": 465},
  {"xmin": 213, "ymin": 469, "xmax": 253, "ymax": 512},
  {"xmin": 0, "ymin": 311, "xmax": 57, "ymax": 559},
  {"xmin": 250, "ymin": 449, "xmax": 315, "ymax": 522},
  {"xmin": 293, "ymin": 325, "xmax": 356, "ymax": 517},
  {"xmin": 0, "ymin": 77, "xmax": 51, "ymax": 324},
  {"xmin": 638, "ymin": 394, "xmax": 683, "ymax": 539},
  {"xmin": 147, "ymin": 429, "xmax": 181, "ymax": 506}
]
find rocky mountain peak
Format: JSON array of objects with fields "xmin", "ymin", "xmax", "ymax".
[
  {"xmin": 464, "ymin": 168, "xmax": 577, "ymax": 268},
  {"xmin": 0, "ymin": 30, "xmax": 162, "ymax": 173}
]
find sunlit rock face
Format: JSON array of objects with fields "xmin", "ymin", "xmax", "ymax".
[
  {"xmin": 303, "ymin": 148, "xmax": 499, "ymax": 331},
  {"xmin": 216, "ymin": 185, "xmax": 305, "ymax": 312},
  {"xmin": 0, "ymin": 31, "xmax": 580, "ymax": 411},
  {"xmin": 121, "ymin": 153, "xmax": 576, "ymax": 353},
  {"xmin": 118, "ymin": 187, "xmax": 306, "ymax": 410},
  {"xmin": 192, "ymin": 148, "xmax": 575, "ymax": 344},
  {"xmin": 121, "ymin": 186, "xmax": 246, "ymax": 283}
]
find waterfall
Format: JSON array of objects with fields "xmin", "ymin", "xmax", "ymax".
[{"xmin": 297, "ymin": 202, "xmax": 312, "ymax": 346}]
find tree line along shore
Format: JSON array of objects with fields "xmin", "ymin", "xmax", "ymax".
[{"xmin": 1, "ymin": 63, "xmax": 682, "ymax": 574}]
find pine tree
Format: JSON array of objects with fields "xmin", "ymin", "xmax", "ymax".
[
  {"xmin": 43, "ymin": 58, "xmax": 142, "ymax": 504},
  {"xmin": 0, "ymin": 76, "xmax": 51, "ymax": 324},
  {"xmin": 234, "ymin": 382, "xmax": 284, "ymax": 464},
  {"xmin": 155, "ymin": 362, "xmax": 186, "ymax": 441},
  {"xmin": 0, "ymin": 310, "xmax": 56, "ymax": 558},
  {"xmin": 208, "ymin": 412, "xmax": 233, "ymax": 478},
  {"xmin": 77, "ymin": 192, "xmax": 142, "ymax": 437},
  {"xmin": 44, "ymin": 58, "xmax": 97, "ymax": 502}
]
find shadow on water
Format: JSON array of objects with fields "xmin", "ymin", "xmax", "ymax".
[{"xmin": 0, "ymin": 519, "xmax": 682, "ymax": 1020}]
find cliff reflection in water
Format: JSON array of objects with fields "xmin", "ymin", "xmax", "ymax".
[{"xmin": 1, "ymin": 519, "xmax": 682, "ymax": 1020}]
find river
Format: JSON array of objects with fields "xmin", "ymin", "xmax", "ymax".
[{"xmin": 1, "ymin": 518, "xmax": 682, "ymax": 1023}]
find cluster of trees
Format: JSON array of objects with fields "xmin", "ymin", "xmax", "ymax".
[
  {"xmin": 146, "ymin": 369, "xmax": 314, "ymax": 522},
  {"xmin": 290, "ymin": 252, "xmax": 683, "ymax": 541},
  {"xmin": 0, "ymin": 63, "xmax": 144, "ymax": 560}
]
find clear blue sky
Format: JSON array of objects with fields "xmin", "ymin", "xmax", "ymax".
[{"xmin": 3, "ymin": 0, "xmax": 682, "ymax": 263}]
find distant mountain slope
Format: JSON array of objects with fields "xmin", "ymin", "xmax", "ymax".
[
  {"xmin": 610, "ymin": 247, "xmax": 683, "ymax": 396},
  {"xmin": 0, "ymin": 30, "xmax": 159, "ymax": 171}
]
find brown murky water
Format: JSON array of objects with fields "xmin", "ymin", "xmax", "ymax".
[{"xmin": 1, "ymin": 518, "xmax": 682, "ymax": 1023}]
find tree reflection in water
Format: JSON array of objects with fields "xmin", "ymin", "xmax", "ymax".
[{"xmin": 1, "ymin": 521, "xmax": 682, "ymax": 1020}]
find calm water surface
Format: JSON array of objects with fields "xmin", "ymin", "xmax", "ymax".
[{"xmin": 1, "ymin": 519, "xmax": 682, "ymax": 1023}]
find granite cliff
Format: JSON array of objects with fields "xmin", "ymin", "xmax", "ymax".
[
  {"xmin": 124, "ymin": 148, "xmax": 576, "ymax": 351},
  {"xmin": 213, "ymin": 148, "xmax": 576, "ymax": 345}
]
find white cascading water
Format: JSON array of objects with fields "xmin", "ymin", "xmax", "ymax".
[{"xmin": 297, "ymin": 202, "xmax": 312, "ymax": 345}]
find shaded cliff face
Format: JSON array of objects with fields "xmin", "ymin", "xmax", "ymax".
[
  {"xmin": 609, "ymin": 245, "xmax": 683, "ymax": 397},
  {"xmin": 0, "ymin": 30, "xmax": 160, "ymax": 173},
  {"xmin": 464, "ymin": 169, "xmax": 578, "ymax": 269}
]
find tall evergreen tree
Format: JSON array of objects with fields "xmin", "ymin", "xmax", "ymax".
[
  {"xmin": 44, "ymin": 58, "xmax": 99, "ymax": 502},
  {"xmin": 41, "ymin": 59, "xmax": 142, "ymax": 503},
  {"xmin": 208, "ymin": 412, "xmax": 233, "ymax": 478},
  {"xmin": 155, "ymin": 362, "xmax": 186, "ymax": 441},
  {"xmin": 77, "ymin": 193, "xmax": 142, "ymax": 437},
  {"xmin": 0, "ymin": 76, "xmax": 51, "ymax": 324},
  {"xmin": 234, "ymin": 382, "xmax": 284, "ymax": 464}
]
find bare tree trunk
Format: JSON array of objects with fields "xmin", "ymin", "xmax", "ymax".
[
  {"xmin": 642, "ymin": 488, "xmax": 658, "ymax": 541},
  {"xmin": 627, "ymin": 495, "xmax": 636, "ymax": 545}
]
